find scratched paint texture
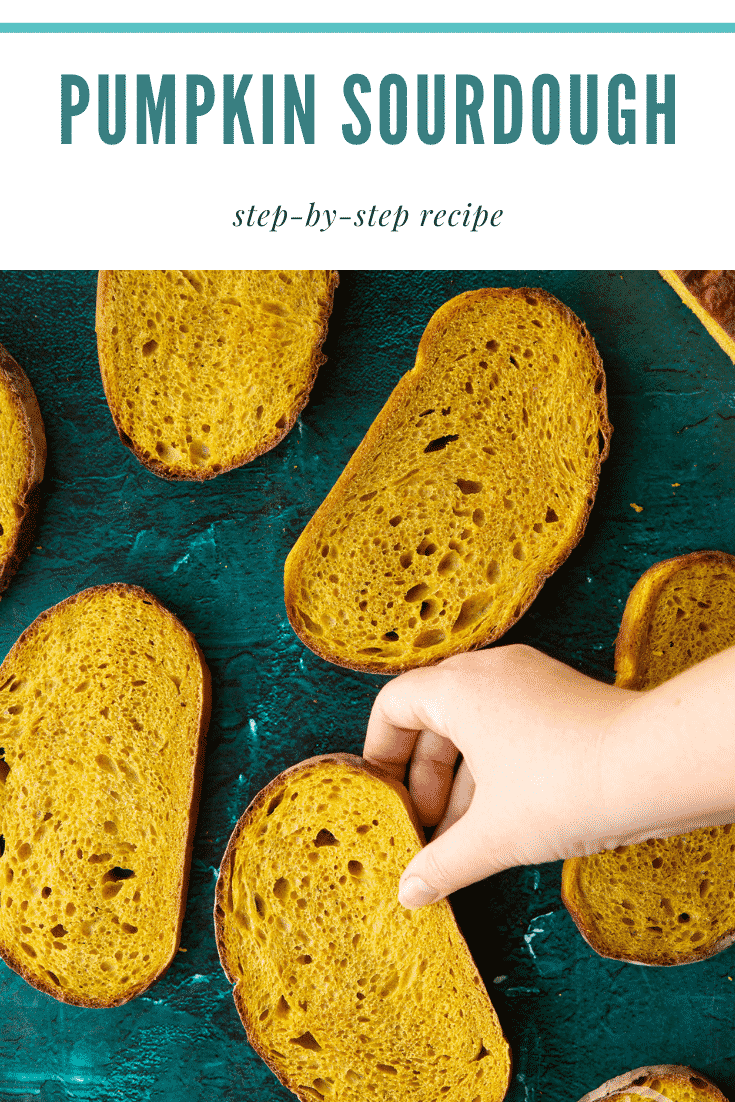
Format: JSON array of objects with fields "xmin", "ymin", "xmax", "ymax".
[{"xmin": 1, "ymin": 271, "xmax": 734, "ymax": 1102}]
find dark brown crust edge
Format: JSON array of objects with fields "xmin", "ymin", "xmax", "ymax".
[
  {"xmin": 96, "ymin": 270, "xmax": 340, "ymax": 481},
  {"xmin": 560, "ymin": 862, "xmax": 735, "ymax": 966},
  {"xmin": 614, "ymin": 550, "xmax": 735, "ymax": 691},
  {"xmin": 284, "ymin": 286, "xmax": 612, "ymax": 675},
  {"xmin": 577, "ymin": 1065, "xmax": 728, "ymax": 1102},
  {"xmin": 563, "ymin": 550, "xmax": 735, "ymax": 966},
  {"xmin": 659, "ymin": 270, "xmax": 735, "ymax": 357},
  {"xmin": 0, "ymin": 343, "xmax": 47, "ymax": 595},
  {"xmin": 213, "ymin": 753, "xmax": 512, "ymax": 1102},
  {"xmin": 673, "ymin": 271, "xmax": 735, "ymax": 341},
  {"xmin": 0, "ymin": 582, "xmax": 211, "ymax": 1007}
]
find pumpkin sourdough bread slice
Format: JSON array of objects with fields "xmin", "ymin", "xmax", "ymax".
[
  {"xmin": 0, "ymin": 584, "xmax": 210, "ymax": 1006},
  {"xmin": 285, "ymin": 287, "xmax": 611, "ymax": 673},
  {"xmin": 578, "ymin": 1065, "xmax": 728, "ymax": 1102},
  {"xmin": 96, "ymin": 270, "xmax": 339, "ymax": 480},
  {"xmin": 660, "ymin": 271, "xmax": 735, "ymax": 364},
  {"xmin": 562, "ymin": 551, "xmax": 735, "ymax": 965},
  {"xmin": 215, "ymin": 754, "xmax": 511, "ymax": 1102},
  {"xmin": 0, "ymin": 342, "xmax": 46, "ymax": 596}
]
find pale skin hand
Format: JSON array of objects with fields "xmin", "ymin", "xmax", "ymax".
[{"xmin": 363, "ymin": 644, "xmax": 735, "ymax": 908}]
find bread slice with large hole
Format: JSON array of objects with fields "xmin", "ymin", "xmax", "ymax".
[
  {"xmin": 96, "ymin": 270, "xmax": 338, "ymax": 480},
  {"xmin": 0, "ymin": 342, "xmax": 46, "ymax": 596},
  {"xmin": 284, "ymin": 287, "xmax": 611, "ymax": 673},
  {"xmin": 215, "ymin": 754, "xmax": 511, "ymax": 1102},
  {"xmin": 578, "ymin": 1065, "xmax": 728, "ymax": 1102},
  {"xmin": 0, "ymin": 584, "xmax": 210, "ymax": 1006},
  {"xmin": 563, "ymin": 551, "xmax": 735, "ymax": 965}
]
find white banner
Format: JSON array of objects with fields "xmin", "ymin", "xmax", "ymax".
[{"xmin": 1, "ymin": 7, "xmax": 733, "ymax": 266}]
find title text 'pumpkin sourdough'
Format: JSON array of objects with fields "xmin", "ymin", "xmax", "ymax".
[
  {"xmin": 0, "ymin": 342, "xmax": 46, "ymax": 596},
  {"xmin": 0, "ymin": 584, "xmax": 210, "ymax": 1006},
  {"xmin": 563, "ymin": 551, "xmax": 735, "ymax": 965},
  {"xmin": 285, "ymin": 288, "xmax": 611, "ymax": 672},
  {"xmin": 96, "ymin": 270, "xmax": 338, "ymax": 480},
  {"xmin": 215, "ymin": 755, "xmax": 511, "ymax": 1102}
]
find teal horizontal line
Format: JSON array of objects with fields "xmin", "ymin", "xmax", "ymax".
[{"xmin": 0, "ymin": 21, "xmax": 734, "ymax": 33}]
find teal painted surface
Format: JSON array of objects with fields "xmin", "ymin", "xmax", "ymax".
[{"xmin": 0, "ymin": 270, "xmax": 734, "ymax": 1101}]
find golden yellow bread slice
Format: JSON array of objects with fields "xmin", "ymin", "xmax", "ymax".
[
  {"xmin": 0, "ymin": 584, "xmax": 210, "ymax": 1006},
  {"xmin": 660, "ymin": 271, "xmax": 735, "ymax": 364},
  {"xmin": 215, "ymin": 754, "xmax": 511, "ymax": 1102},
  {"xmin": 562, "ymin": 551, "xmax": 735, "ymax": 965},
  {"xmin": 578, "ymin": 1065, "xmax": 728, "ymax": 1102},
  {"xmin": 96, "ymin": 270, "xmax": 338, "ymax": 480},
  {"xmin": 0, "ymin": 342, "xmax": 46, "ymax": 595},
  {"xmin": 285, "ymin": 288, "xmax": 611, "ymax": 673}
]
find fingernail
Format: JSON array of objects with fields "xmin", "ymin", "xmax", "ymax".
[{"xmin": 398, "ymin": 876, "xmax": 439, "ymax": 909}]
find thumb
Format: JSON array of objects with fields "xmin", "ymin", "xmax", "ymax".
[{"xmin": 398, "ymin": 802, "xmax": 501, "ymax": 908}]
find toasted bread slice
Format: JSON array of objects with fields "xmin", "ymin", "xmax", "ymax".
[
  {"xmin": 215, "ymin": 754, "xmax": 511, "ymax": 1102},
  {"xmin": 614, "ymin": 550, "xmax": 735, "ymax": 690},
  {"xmin": 285, "ymin": 287, "xmax": 611, "ymax": 673},
  {"xmin": 660, "ymin": 271, "xmax": 735, "ymax": 363},
  {"xmin": 563, "ymin": 551, "xmax": 735, "ymax": 965},
  {"xmin": 0, "ymin": 343, "xmax": 46, "ymax": 595},
  {"xmin": 578, "ymin": 1065, "xmax": 728, "ymax": 1102},
  {"xmin": 0, "ymin": 584, "xmax": 210, "ymax": 1006},
  {"xmin": 96, "ymin": 270, "xmax": 338, "ymax": 480}
]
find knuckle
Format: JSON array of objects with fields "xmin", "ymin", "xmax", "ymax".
[
  {"xmin": 497, "ymin": 642, "xmax": 535, "ymax": 663},
  {"xmin": 486, "ymin": 642, "xmax": 538, "ymax": 678}
]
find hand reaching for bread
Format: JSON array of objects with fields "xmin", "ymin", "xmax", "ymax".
[
  {"xmin": 365, "ymin": 645, "xmax": 632, "ymax": 906},
  {"xmin": 364, "ymin": 643, "xmax": 735, "ymax": 908}
]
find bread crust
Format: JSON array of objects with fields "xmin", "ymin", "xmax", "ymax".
[
  {"xmin": 284, "ymin": 287, "xmax": 611, "ymax": 674},
  {"xmin": 96, "ymin": 270, "xmax": 339, "ymax": 481},
  {"xmin": 614, "ymin": 550, "xmax": 735, "ymax": 690},
  {"xmin": 659, "ymin": 270, "xmax": 735, "ymax": 364},
  {"xmin": 0, "ymin": 583, "xmax": 211, "ymax": 1007},
  {"xmin": 214, "ymin": 753, "xmax": 512, "ymax": 1102},
  {"xmin": 0, "ymin": 342, "xmax": 46, "ymax": 594},
  {"xmin": 578, "ymin": 1065, "xmax": 728, "ymax": 1102},
  {"xmin": 564, "ymin": 549, "xmax": 735, "ymax": 966},
  {"xmin": 560, "ymin": 856, "xmax": 735, "ymax": 967}
]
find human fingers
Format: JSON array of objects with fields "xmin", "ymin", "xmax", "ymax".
[
  {"xmin": 398, "ymin": 799, "xmax": 499, "ymax": 908},
  {"xmin": 433, "ymin": 757, "xmax": 476, "ymax": 838},
  {"xmin": 408, "ymin": 728, "xmax": 460, "ymax": 827},
  {"xmin": 364, "ymin": 667, "xmax": 453, "ymax": 781}
]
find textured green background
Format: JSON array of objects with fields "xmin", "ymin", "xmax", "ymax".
[{"xmin": 1, "ymin": 270, "xmax": 734, "ymax": 1102}]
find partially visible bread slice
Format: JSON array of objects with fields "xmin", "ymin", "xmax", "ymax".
[
  {"xmin": 562, "ymin": 551, "xmax": 735, "ymax": 965},
  {"xmin": 615, "ymin": 550, "xmax": 735, "ymax": 689},
  {"xmin": 96, "ymin": 270, "xmax": 338, "ymax": 480},
  {"xmin": 660, "ymin": 271, "xmax": 735, "ymax": 363},
  {"xmin": 0, "ymin": 342, "xmax": 46, "ymax": 595},
  {"xmin": 0, "ymin": 584, "xmax": 210, "ymax": 1006},
  {"xmin": 215, "ymin": 754, "xmax": 511, "ymax": 1102},
  {"xmin": 285, "ymin": 288, "xmax": 611, "ymax": 673},
  {"xmin": 578, "ymin": 1065, "xmax": 728, "ymax": 1102}
]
